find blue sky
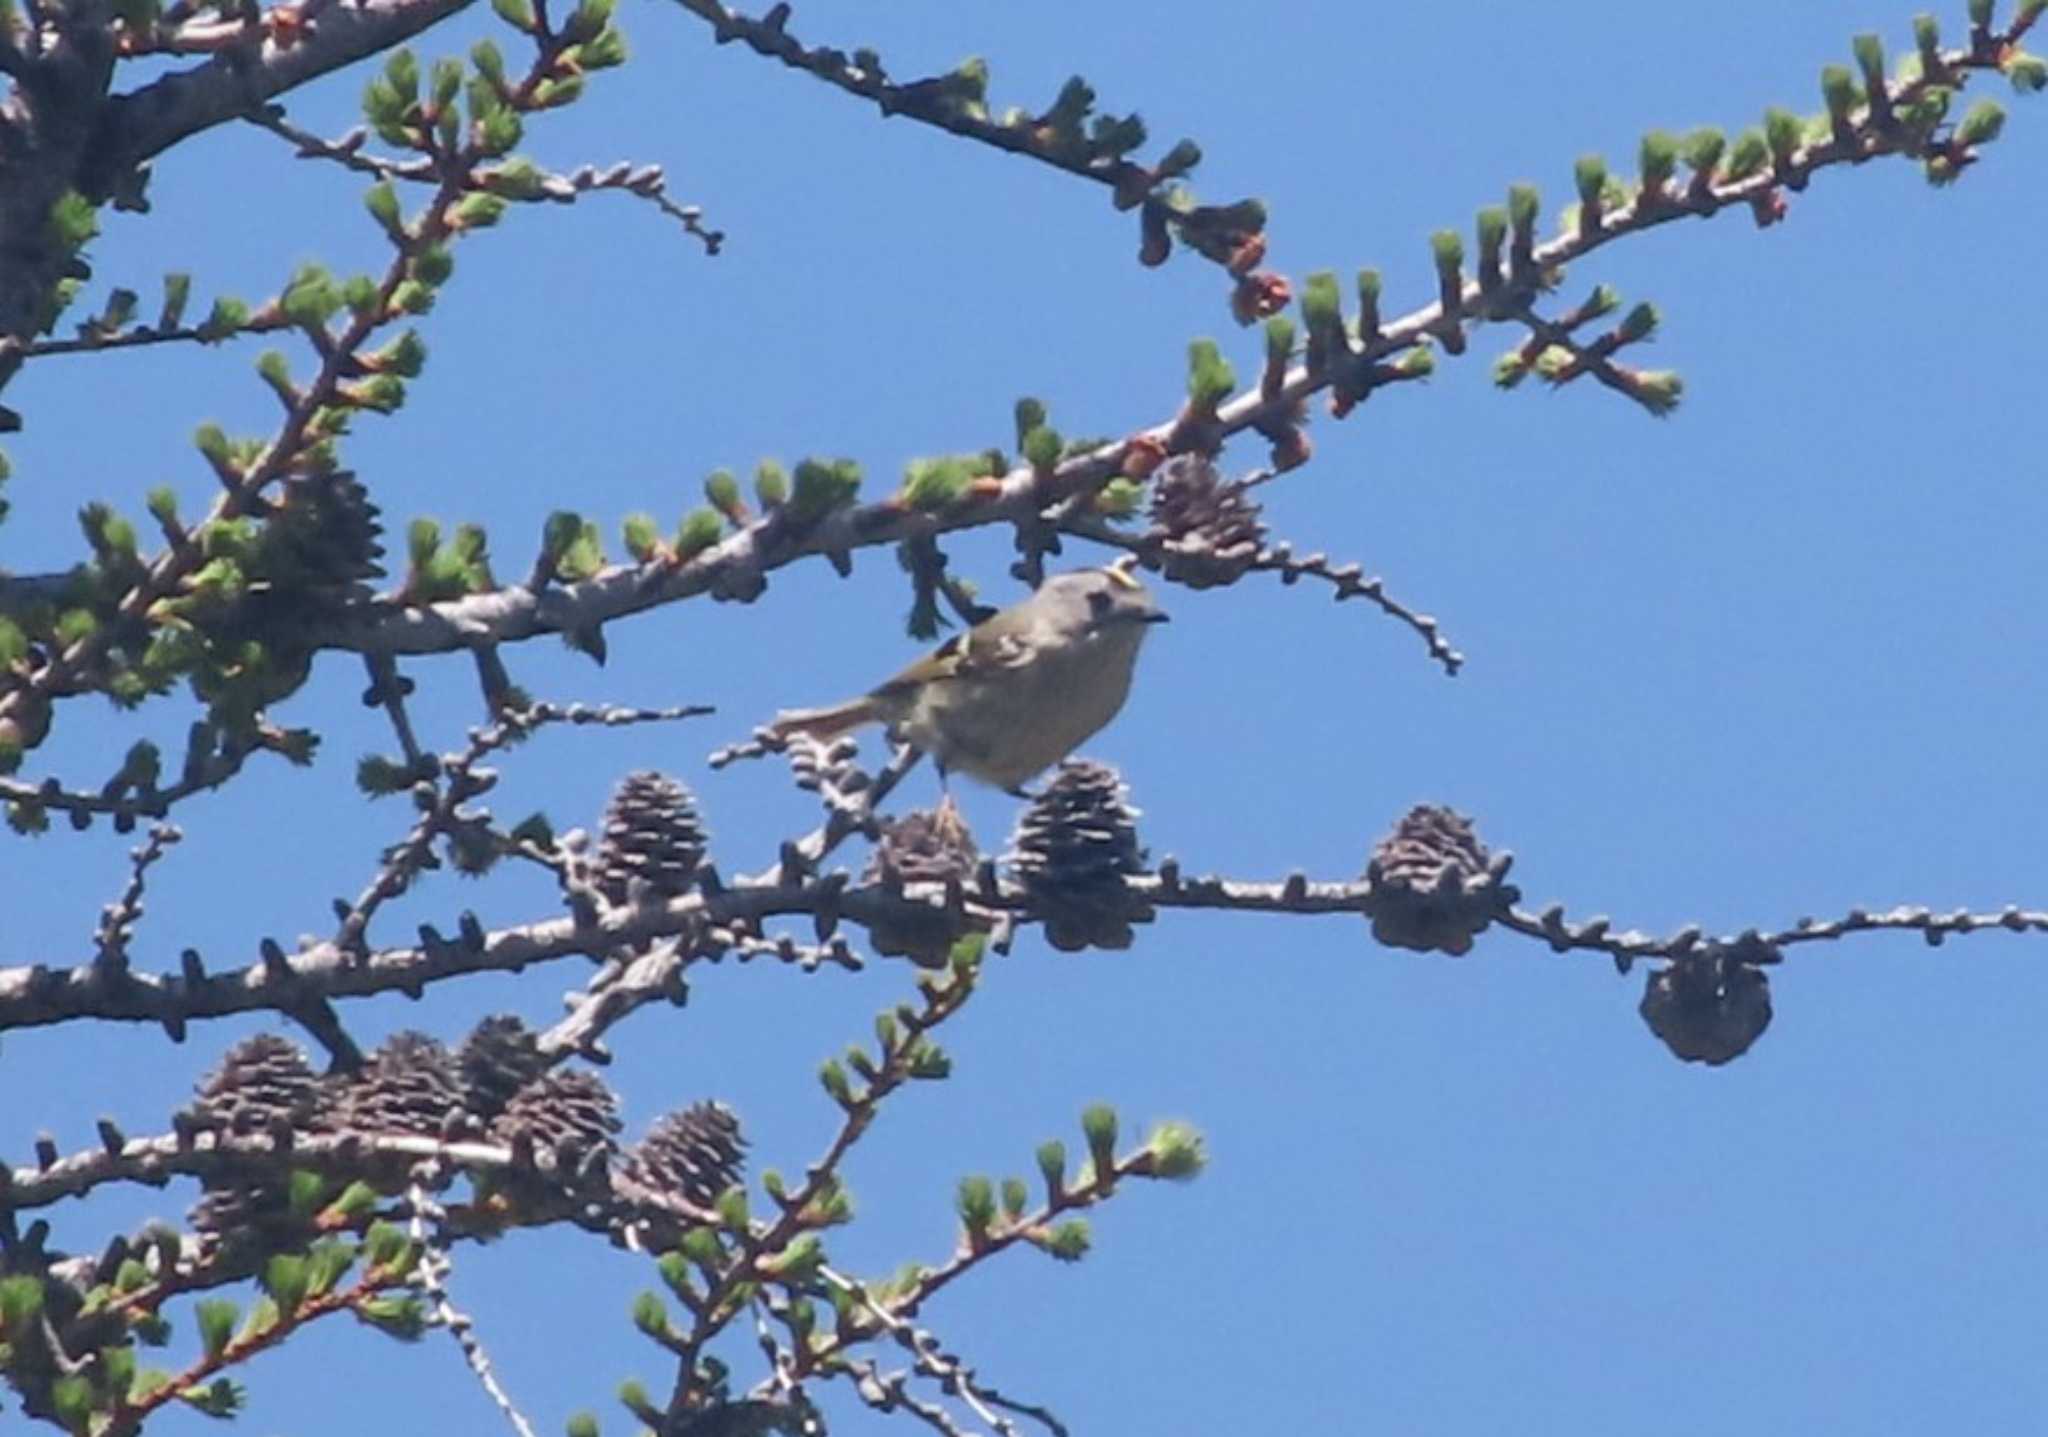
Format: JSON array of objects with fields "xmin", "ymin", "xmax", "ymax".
[{"xmin": 6, "ymin": 1, "xmax": 2048, "ymax": 1433}]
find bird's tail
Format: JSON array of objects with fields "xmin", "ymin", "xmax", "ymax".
[{"xmin": 764, "ymin": 696, "xmax": 884, "ymax": 743}]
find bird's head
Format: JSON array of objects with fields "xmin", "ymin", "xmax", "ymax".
[{"xmin": 1043, "ymin": 558, "xmax": 1169, "ymax": 635}]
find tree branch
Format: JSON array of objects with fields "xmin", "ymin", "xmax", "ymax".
[
  {"xmin": 91, "ymin": 822, "xmax": 181, "ymax": 972},
  {"xmin": 17, "ymin": 308, "xmax": 294, "ymax": 358},
  {"xmin": 2, "ymin": 1126, "xmax": 596, "ymax": 1215},
  {"xmin": 811, "ymin": 1269, "xmax": 1057, "ymax": 1437},
  {"xmin": 0, "ymin": 725, "xmax": 276, "ymax": 832},
  {"xmin": 664, "ymin": 0, "xmax": 1240, "ymax": 268},
  {"xmin": 662, "ymin": 955, "xmax": 979, "ymax": 1418},
  {"xmin": 409, "ymin": 1173, "xmax": 542, "ymax": 1437},
  {"xmin": 5, "ymin": 847, "xmax": 2042, "ymax": 1036},
  {"xmin": 246, "ymin": 26, "xmax": 2033, "ymax": 672},
  {"xmin": 1058, "ymin": 511, "xmax": 1466, "ymax": 674},
  {"xmin": 0, "ymin": 2, "xmax": 119, "ymax": 380},
  {"xmin": 235, "ymin": 105, "xmax": 726, "ymax": 251},
  {"xmin": 87, "ymin": 0, "xmax": 477, "ymax": 179}
]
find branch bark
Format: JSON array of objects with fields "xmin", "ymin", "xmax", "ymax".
[
  {"xmin": 0, "ymin": 4, "xmax": 119, "ymax": 396},
  {"xmin": 86, "ymin": 0, "xmax": 476, "ymax": 182},
  {"xmin": 3, "ymin": 854, "xmax": 2042, "ymax": 1036}
]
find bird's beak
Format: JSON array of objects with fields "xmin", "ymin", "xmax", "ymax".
[{"xmin": 1141, "ymin": 610, "xmax": 1170, "ymax": 624}]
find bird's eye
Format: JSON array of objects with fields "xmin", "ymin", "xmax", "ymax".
[{"xmin": 1088, "ymin": 588, "xmax": 1114, "ymax": 618}]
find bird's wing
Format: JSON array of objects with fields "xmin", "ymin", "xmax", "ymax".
[
  {"xmin": 935, "ymin": 625, "xmax": 1037, "ymax": 680},
  {"xmin": 870, "ymin": 624, "xmax": 1036, "ymax": 703}
]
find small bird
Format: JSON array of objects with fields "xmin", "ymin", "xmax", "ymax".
[{"xmin": 765, "ymin": 560, "xmax": 1169, "ymax": 792}]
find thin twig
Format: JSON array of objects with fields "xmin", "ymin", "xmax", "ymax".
[
  {"xmin": 334, "ymin": 699, "xmax": 712, "ymax": 959},
  {"xmin": 1498, "ymin": 897, "xmax": 2048, "ymax": 969},
  {"xmin": 410, "ymin": 1171, "xmax": 542, "ymax": 1437},
  {"xmin": 1059, "ymin": 513, "xmax": 1465, "ymax": 674},
  {"xmin": 0, "ymin": 728, "xmax": 268, "ymax": 827},
  {"xmin": 835, "ymin": 1357, "xmax": 977, "ymax": 1437},
  {"xmin": 818, "ymin": 1266, "xmax": 1061, "ymax": 1437},
  {"xmin": 716, "ymin": 731, "xmax": 924, "ymax": 871},
  {"xmin": 666, "ymin": 0, "xmax": 1241, "ymax": 267},
  {"xmin": 975, "ymin": 1387, "xmax": 1071, "ymax": 1437},
  {"xmin": 663, "ymin": 959, "xmax": 980, "ymax": 1419},
  {"xmin": 794, "ymin": 738, "xmax": 924, "ymax": 869},
  {"xmin": 364, "ymin": 653, "xmax": 427, "ymax": 770},
  {"xmin": 92, "ymin": 824, "xmax": 183, "ymax": 973},
  {"xmin": 21, "ymin": 315, "xmax": 290, "ymax": 358},
  {"xmin": 243, "ymin": 105, "xmax": 438, "ymax": 182},
  {"xmin": 241, "ymin": 106, "xmax": 725, "ymax": 251}
]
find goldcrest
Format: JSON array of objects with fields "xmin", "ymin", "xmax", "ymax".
[{"xmin": 766, "ymin": 561, "xmax": 1168, "ymax": 791}]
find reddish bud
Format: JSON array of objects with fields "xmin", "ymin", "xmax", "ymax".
[
  {"xmin": 1229, "ymin": 271, "xmax": 1293, "ymax": 325},
  {"xmin": 1120, "ymin": 435, "xmax": 1168, "ymax": 478}
]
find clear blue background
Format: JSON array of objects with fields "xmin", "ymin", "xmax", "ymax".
[{"xmin": 6, "ymin": 2, "xmax": 2047, "ymax": 1433}]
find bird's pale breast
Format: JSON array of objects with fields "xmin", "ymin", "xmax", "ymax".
[{"xmin": 905, "ymin": 624, "xmax": 1147, "ymax": 788}]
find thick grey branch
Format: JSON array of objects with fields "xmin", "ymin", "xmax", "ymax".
[
  {"xmin": 309, "ymin": 483, "xmax": 1129, "ymax": 655},
  {"xmin": 88, "ymin": 0, "xmax": 476, "ymax": 179},
  {"xmin": 5, "ymin": 855, "xmax": 2043, "ymax": 1036},
  {"xmin": 5, "ymin": 1127, "xmax": 520, "ymax": 1212},
  {"xmin": 0, "ymin": 4, "xmax": 118, "ymax": 369}
]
